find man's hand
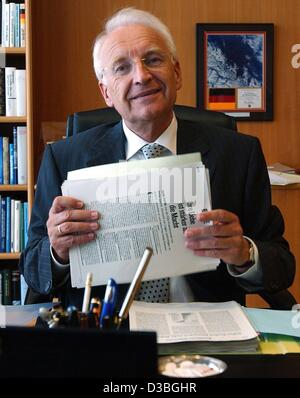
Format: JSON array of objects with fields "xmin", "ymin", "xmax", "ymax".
[
  {"xmin": 47, "ymin": 196, "xmax": 100, "ymax": 263},
  {"xmin": 184, "ymin": 209, "xmax": 250, "ymax": 266}
]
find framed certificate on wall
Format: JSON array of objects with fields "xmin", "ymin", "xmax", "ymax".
[{"xmin": 196, "ymin": 23, "xmax": 274, "ymax": 121}]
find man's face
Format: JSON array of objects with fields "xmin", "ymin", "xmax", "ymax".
[{"xmin": 99, "ymin": 24, "xmax": 182, "ymax": 128}]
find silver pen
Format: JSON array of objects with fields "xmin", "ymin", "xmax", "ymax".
[
  {"xmin": 117, "ymin": 247, "xmax": 153, "ymax": 328},
  {"xmin": 82, "ymin": 272, "xmax": 93, "ymax": 314}
]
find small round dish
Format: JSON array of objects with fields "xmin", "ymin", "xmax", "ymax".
[{"xmin": 159, "ymin": 354, "xmax": 227, "ymax": 378}]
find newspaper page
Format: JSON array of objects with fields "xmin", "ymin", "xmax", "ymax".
[
  {"xmin": 62, "ymin": 154, "xmax": 218, "ymax": 288},
  {"xmin": 129, "ymin": 301, "xmax": 258, "ymax": 343}
]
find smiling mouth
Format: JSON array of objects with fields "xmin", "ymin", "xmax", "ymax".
[{"xmin": 130, "ymin": 88, "xmax": 161, "ymax": 100}]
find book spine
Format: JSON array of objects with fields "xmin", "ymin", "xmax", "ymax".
[
  {"xmin": 5, "ymin": 67, "xmax": 16, "ymax": 116},
  {"xmin": 0, "ymin": 67, "xmax": 6, "ymax": 116},
  {"xmin": 0, "ymin": 194, "xmax": 2, "ymax": 252},
  {"xmin": 4, "ymin": 3, "xmax": 9, "ymax": 48},
  {"xmin": 9, "ymin": 142, "xmax": 14, "ymax": 184},
  {"xmin": 14, "ymin": 199, "xmax": 20, "ymax": 253},
  {"xmin": 0, "ymin": 196, "xmax": 6, "ymax": 252},
  {"xmin": 1, "ymin": 269, "xmax": 12, "ymax": 305},
  {"xmin": 11, "ymin": 269, "xmax": 21, "ymax": 305},
  {"xmin": 9, "ymin": 2, "xmax": 15, "ymax": 48},
  {"xmin": 10, "ymin": 198, "xmax": 14, "ymax": 252},
  {"xmin": 2, "ymin": 136, "xmax": 9, "ymax": 184},
  {"xmin": 0, "ymin": 136, "xmax": 3, "ymax": 184},
  {"xmin": 14, "ymin": 3, "xmax": 19, "ymax": 47},
  {"xmin": 19, "ymin": 200, "xmax": 23, "ymax": 251},
  {"xmin": 0, "ymin": 271, "xmax": 2, "ymax": 305},
  {"xmin": 1, "ymin": 1, "xmax": 6, "ymax": 47},
  {"xmin": 12, "ymin": 125, "xmax": 17, "ymax": 184},
  {"xmin": 16, "ymin": 126, "xmax": 27, "ymax": 183},
  {"xmin": 19, "ymin": 3, "xmax": 25, "ymax": 47},
  {"xmin": 23, "ymin": 200, "xmax": 28, "ymax": 246},
  {"xmin": 0, "ymin": 0, "xmax": 2, "ymax": 47},
  {"xmin": 5, "ymin": 195, "xmax": 10, "ymax": 252},
  {"xmin": 15, "ymin": 69, "xmax": 26, "ymax": 116}
]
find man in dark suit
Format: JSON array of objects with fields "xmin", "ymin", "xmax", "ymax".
[{"xmin": 20, "ymin": 8, "xmax": 295, "ymax": 308}]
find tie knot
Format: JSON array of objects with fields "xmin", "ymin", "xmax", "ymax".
[{"xmin": 141, "ymin": 143, "xmax": 167, "ymax": 159}]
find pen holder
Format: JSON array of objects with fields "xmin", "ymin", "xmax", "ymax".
[{"xmin": 36, "ymin": 303, "xmax": 121, "ymax": 330}]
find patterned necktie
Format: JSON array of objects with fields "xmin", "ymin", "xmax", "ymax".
[{"xmin": 136, "ymin": 143, "xmax": 169, "ymax": 303}]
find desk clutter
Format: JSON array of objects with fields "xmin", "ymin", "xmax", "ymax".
[
  {"xmin": 36, "ymin": 247, "xmax": 153, "ymax": 330},
  {"xmin": 37, "ymin": 298, "xmax": 117, "ymax": 330}
]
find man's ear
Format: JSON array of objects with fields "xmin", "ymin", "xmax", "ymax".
[
  {"xmin": 98, "ymin": 81, "xmax": 114, "ymax": 107},
  {"xmin": 174, "ymin": 61, "xmax": 182, "ymax": 91}
]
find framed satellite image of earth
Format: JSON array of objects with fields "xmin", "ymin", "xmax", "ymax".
[{"xmin": 196, "ymin": 23, "xmax": 274, "ymax": 120}]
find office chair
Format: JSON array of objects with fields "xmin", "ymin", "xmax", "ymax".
[{"xmin": 66, "ymin": 104, "xmax": 237, "ymax": 137}]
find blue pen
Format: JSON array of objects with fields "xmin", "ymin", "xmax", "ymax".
[{"xmin": 100, "ymin": 278, "xmax": 118, "ymax": 327}]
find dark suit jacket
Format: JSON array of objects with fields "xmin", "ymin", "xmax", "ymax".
[{"xmin": 19, "ymin": 119, "xmax": 295, "ymax": 308}]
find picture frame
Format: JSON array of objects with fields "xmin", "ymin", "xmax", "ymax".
[{"xmin": 196, "ymin": 23, "xmax": 274, "ymax": 121}]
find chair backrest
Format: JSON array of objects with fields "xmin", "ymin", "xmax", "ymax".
[{"xmin": 66, "ymin": 104, "xmax": 237, "ymax": 137}]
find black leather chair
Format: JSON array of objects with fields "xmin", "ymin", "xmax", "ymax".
[{"xmin": 66, "ymin": 104, "xmax": 237, "ymax": 137}]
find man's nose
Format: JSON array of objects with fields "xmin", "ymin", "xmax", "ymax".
[{"xmin": 132, "ymin": 60, "xmax": 152, "ymax": 84}]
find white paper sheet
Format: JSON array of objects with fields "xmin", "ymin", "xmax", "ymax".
[{"xmin": 62, "ymin": 154, "xmax": 218, "ymax": 288}]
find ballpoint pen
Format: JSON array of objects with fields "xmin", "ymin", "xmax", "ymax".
[
  {"xmin": 117, "ymin": 247, "xmax": 153, "ymax": 329},
  {"xmin": 100, "ymin": 278, "xmax": 118, "ymax": 328},
  {"xmin": 82, "ymin": 272, "xmax": 93, "ymax": 314}
]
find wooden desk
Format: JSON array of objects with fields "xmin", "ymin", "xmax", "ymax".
[{"xmin": 247, "ymin": 184, "xmax": 300, "ymax": 308}]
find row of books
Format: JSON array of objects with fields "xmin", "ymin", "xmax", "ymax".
[
  {"xmin": 0, "ymin": 67, "xmax": 26, "ymax": 116},
  {"xmin": 0, "ymin": 268, "xmax": 21, "ymax": 305},
  {"xmin": 0, "ymin": 195, "xmax": 28, "ymax": 253},
  {"xmin": 0, "ymin": 126, "xmax": 27, "ymax": 184},
  {"xmin": 0, "ymin": 1, "xmax": 25, "ymax": 48}
]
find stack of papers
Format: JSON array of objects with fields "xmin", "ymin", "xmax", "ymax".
[
  {"xmin": 62, "ymin": 153, "xmax": 219, "ymax": 288},
  {"xmin": 268, "ymin": 163, "xmax": 300, "ymax": 185},
  {"xmin": 129, "ymin": 301, "xmax": 259, "ymax": 355},
  {"xmin": 244, "ymin": 307, "xmax": 300, "ymax": 338}
]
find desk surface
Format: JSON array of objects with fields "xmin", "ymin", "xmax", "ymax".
[{"xmin": 212, "ymin": 353, "xmax": 300, "ymax": 378}]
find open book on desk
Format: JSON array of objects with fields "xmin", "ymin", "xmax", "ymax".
[{"xmin": 129, "ymin": 300, "xmax": 259, "ymax": 355}]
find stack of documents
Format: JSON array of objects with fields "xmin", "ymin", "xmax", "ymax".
[
  {"xmin": 129, "ymin": 301, "xmax": 259, "ymax": 355},
  {"xmin": 268, "ymin": 163, "xmax": 300, "ymax": 185},
  {"xmin": 62, "ymin": 153, "xmax": 219, "ymax": 288}
]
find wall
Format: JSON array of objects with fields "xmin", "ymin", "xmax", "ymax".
[{"xmin": 31, "ymin": 0, "xmax": 300, "ymax": 304}]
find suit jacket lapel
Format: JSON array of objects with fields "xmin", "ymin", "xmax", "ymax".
[
  {"xmin": 177, "ymin": 118, "xmax": 217, "ymax": 181},
  {"xmin": 86, "ymin": 122, "xmax": 126, "ymax": 167}
]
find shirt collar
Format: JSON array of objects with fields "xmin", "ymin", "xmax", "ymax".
[{"xmin": 122, "ymin": 114, "xmax": 177, "ymax": 160}]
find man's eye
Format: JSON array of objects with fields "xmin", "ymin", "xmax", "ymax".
[
  {"xmin": 145, "ymin": 56, "xmax": 164, "ymax": 67},
  {"xmin": 113, "ymin": 63, "xmax": 131, "ymax": 75}
]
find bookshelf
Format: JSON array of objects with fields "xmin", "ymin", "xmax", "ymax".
[{"xmin": 0, "ymin": 0, "xmax": 33, "ymax": 303}]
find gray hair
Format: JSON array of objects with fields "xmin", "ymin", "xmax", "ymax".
[{"xmin": 93, "ymin": 7, "xmax": 178, "ymax": 81}]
